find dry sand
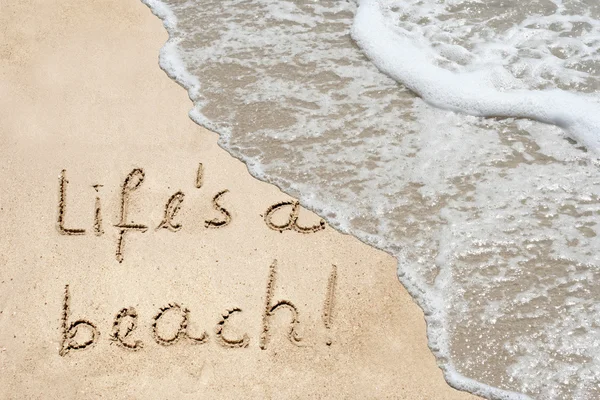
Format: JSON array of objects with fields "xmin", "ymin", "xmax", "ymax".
[{"xmin": 0, "ymin": 0, "xmax": 481, "ymax": 398}]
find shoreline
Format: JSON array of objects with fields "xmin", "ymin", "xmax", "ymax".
[{"xmin": 0, "ymin": 0, "xmax": 481, "ymax": 398}]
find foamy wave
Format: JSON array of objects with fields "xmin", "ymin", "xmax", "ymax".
[{"xmin": 352, "ymin": 0, "xmax": 600, "ymax": 151}]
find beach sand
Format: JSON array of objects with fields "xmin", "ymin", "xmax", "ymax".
[{"xmin": 0, "ymin": 0, "xmax": 480, "ymax": 398}]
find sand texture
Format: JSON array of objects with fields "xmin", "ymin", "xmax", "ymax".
[{"xmin": 0, "ymin": 0, "xmax": 480, "ymax": 398}]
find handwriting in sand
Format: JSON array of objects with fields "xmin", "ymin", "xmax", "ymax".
[
  {"xmin": 59, "ymin": 261, "xmax": 337, "ymax": 356},
  {"xmin": 56, "ymin": 165, "xmax": 326, "ymax": 263}
]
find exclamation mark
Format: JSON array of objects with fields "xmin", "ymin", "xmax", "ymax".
[
  {"xmin": 93, "ymin": 184, "xmax": 104, "ymax": 236},
  {"xmin": 196, "ymin": 163, "xmax": 204, "ymax": 189},
  {"xmin": 322, "ymin": 264, "xmax": 337, "ymax": 346}
]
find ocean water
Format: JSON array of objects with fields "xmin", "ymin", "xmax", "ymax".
[{"xmin": 141, "ymin": 0, "xmax": 600, "ymax": 398}]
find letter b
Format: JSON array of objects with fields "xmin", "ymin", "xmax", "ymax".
[{"xmin": 59, "ymin": 285, "xmax": 99, "ymax": 356}]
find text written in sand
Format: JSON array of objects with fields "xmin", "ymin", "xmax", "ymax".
[
  {"xmin": 56, "ymin": 166, "xmax": 326, "ymax": 262},
  {"xmin": 59, "ymin": 261, "xmax": 338, "ymax": 356}
]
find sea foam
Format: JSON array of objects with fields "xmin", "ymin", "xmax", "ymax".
[{"xmin": 352, "ymin": 0, "xmax": 600, "ymax": 151}]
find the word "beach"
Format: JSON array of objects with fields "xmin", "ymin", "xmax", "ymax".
[{"xmin": 59, "ymin": 261, "xmax": 338, "ymax": 356}]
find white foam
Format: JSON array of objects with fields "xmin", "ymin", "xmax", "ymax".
[
  {"xmin": 141, "ymin": 0, "xmax": 203, "ymax": 104},
  {"xmin": 351, "ymin": 0, "xmax": 600, "ymax": 152}
]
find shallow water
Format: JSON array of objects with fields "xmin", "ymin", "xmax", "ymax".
[{"xmin": 142, "ymin": 0, "xmax": 600, "ymax": 398}]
